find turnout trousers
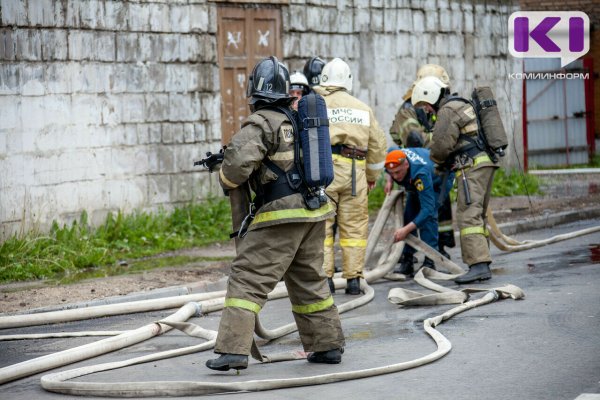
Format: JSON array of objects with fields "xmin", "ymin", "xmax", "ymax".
[
  {"xmin": 456, "ymin": 165, "xmax": 496, "ymax": 266},
  {"xmin": 214, "ymin": 221, "xmax": 345, "ymax": 356},
  {"xmin": 323, "ymin": 156, "xmax": 369, "ymax": 279}
]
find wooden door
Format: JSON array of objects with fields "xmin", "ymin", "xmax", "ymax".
[{"xmin": 217, "ymin": 6, "xmax": 282, "ymax": 145}]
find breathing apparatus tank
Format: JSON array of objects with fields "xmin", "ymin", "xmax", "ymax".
[{"xmin": 471, "ymin": 87, "xmax": 508, "ymax": 158}]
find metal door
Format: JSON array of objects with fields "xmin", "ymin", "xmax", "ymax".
[
  {"xmin": 217, "ymin": 6, "xmax": 282, "ymax": 145},
  {"xmin": 523, "ymin": 59, "xmax": 594, "ymax": 168}
]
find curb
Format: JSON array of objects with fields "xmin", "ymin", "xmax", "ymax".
[{"xmin": 494, "ymin": 206, "xmax": 600, "ymax": 236}]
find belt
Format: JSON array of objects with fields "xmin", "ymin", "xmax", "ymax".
[
  {"xmin": 331, "ymin": 144, "xmax": 367, "ymax": 197},
  {"xmin": 331, "ymin": 144, "xmax": 367, "ymax": 160}
]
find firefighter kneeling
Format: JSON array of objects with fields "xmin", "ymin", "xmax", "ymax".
[{"xmin": 385, "ymin": 148, "xmax": 453, "ymax": 276}]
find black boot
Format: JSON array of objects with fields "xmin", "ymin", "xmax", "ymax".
[
  {"xmin": 328, "ymin": 277, "xmax": 335, "ymax": 294},
  {"xmin": 206, "ymin": 353, "xmax": 248, "ymax": 371},
  {"xmin": 439, "ymin": 246, "xmax": 451, "ymax": 260},
  {"xmin": 394, "ymin": 254, "xmax": 416, "ymax": 276},
  {"xmin": 455, "ymin": 262, "xmax": 492, "ymax": 284},
  {"xmin": 307, "ymin": 348, "xmax": 343, "ymax": 364},
  {"xmin": 345, "ymin": 277, "xmax": 360, "ymax": 295},
  {"xmin": 421, "ymin": 257, "xmax": 436, "ymax": 270}
]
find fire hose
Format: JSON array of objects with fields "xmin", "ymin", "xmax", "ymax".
[{"xmin": 1, "ymin": 189, "xmax": 596, "ymax": 396}]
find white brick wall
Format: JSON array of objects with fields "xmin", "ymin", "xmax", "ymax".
[
  {"xmin": 0, "ymin": 0, "xmax": 222, "ymax": 239},
  {"xmin": 1, "ymin": 0, "xmax": 521, "ymax": 239},
  {"xmin": 285, "ymin": 0, "xmax": 521, "ymax": 168}
]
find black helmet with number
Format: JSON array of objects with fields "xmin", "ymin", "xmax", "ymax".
[
  {"xmin": 303, "ymin": 56, "xmax": 326, "ymax": 87},
  {"xmin": 246, "ymin": 56, "xmax": 293, "ymax": 105}
]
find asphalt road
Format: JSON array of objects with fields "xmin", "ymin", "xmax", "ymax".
[{"xmin": 1, "ymin": 219, "xmax": 599, "ymax": 400}]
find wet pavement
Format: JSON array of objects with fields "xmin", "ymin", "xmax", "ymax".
[{"xmin": 1, "ymin": 219, "xmax": 599, "ymax": 400}]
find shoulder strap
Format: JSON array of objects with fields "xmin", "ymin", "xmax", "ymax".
[{"xmin": 302, "ymin": 93, "xmax": 329, "ymax": 129}]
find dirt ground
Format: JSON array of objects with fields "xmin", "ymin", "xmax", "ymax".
[{"xmin": 1, "ymin": 173, "xmax": 599, "ymax": 315}]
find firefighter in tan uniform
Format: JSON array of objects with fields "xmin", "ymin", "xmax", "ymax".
[
  {"xmin": 411, "ymin": 76, "xmax": 499, "ymax": 284},
  {"xmin": 314, "ymin": 58, "xmax": 387, "ymax": 295},
  {"xmin": 389, "ymin": 64, "xmax": 451, "ymax": 148},
  {"xmin": 387, "ymin": 64, "xmax": 456, "ymax": 273},
  {"xmin": 206, "ymin": 57, "xmax": 345, "ymax": 371}
]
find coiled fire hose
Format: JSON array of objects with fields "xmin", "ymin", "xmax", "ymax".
[{"xmin": 1, "ymin": 189, "xmax": 596, "ymax": 396}]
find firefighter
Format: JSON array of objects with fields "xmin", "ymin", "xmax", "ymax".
[
  {"xmin": 411, "ymin": 76, "xmax": 499, "ymax": 284},
  {"xmin": 386, "ymin": 64, "xmax": 456, "ymax": 268},
  {"xmin": 206, "ymin": 57, "xmax": 345, "ymax": 371},
  {"xmin": 289, "ymin": 71, "xmax": 310, "ymax": 111},
  {"xmin": 389, "ymin": 64, "xmax": 451, "ymax": 148},
  {"xmin": 385, "ymin": 148, "xmax": 453, "ymax": 275},
  {"xmin": 314, "ymin": 58, "xmax": 387, "ymax": 295},
  {"xmin": 303, "ymin": 56, "xmax": 326, "ymax": 90}
]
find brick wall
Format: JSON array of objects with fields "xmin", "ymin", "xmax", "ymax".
[
  {"xmin": 283, "ymin": 0, "xmax": 523, "ymax": 170},
  {"xmin": 0, "ymin": 0, "xmax": 222, "ymax": 239},
  {"xmin": 0, "ymin": 0, "xmax": 522, "ymax": 239}
]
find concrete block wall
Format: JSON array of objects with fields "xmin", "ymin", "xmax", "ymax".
[
  {"xmin": 0, "ymin": 0, "xmax": 221, "ymax": 239},
  {"xmin": 1, "ymin": 0, "xmax": 524, "ymax": 240},
  {"xmin": 284, "ymin": 0, "xmax": 524, "ymax": 170}
]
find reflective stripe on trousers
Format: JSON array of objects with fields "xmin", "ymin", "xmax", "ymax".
[
  {"xmin": 460, "ymin": 226, "xmax": 490, "ymax": 237},
  {"xmin": 224, "ymin": 298, "xmax": 262, "ymax": 314},
  {"xmin": 291, "ymin": 296, "xmax": 334, "ymax": 314}
]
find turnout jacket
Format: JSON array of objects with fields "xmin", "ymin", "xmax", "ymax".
[
  {"xmin": 429, "ymin": 98, "xmax": 497, "ymax": 171},
  {"xmin": 389, "ymin": 101, "xmax": 432, "ymax": 148},
  {"xmin": 219, "ymin": 108, "xmax": 334, "ymax": 231},
  {"xmin": 314, "ymin": 87, "xmax": 387, "ymax": 183}
]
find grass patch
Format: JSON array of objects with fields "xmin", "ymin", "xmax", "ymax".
[
  {"xmin": 491, "ymin": 168, "xmax": 541, "ymax": 197},
  {"xmin": 0, "ymin": 198, "xmax": 232, "ymax": 284},
  {"xmin": 368, "ymin": 173, "xmax": 387, "ymax": 213},
  {"xmin": 370, "ymin": 167, "xmax": 542, "ymax": 208}
]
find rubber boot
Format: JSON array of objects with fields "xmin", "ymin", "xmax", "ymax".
[
  {"xmin": 345, "ymin": 278, "xmax": 360, "ymax": 295},
  {"xmin": 454, "ymin": 262, "xmax": 492, "ymax": 284},
  {"xmin": 328, "ymin": 277, "xmax": 335, "ymax": 294},
  {"xmin": 394, "ymin": 254, "xmax": 416, "ymax": 276},
  {"xmin": 307, "ymin": 348, "xmax": 343, "ymax": 364},
  {"xmin": 421, "ymin": 257, "xmax": 436, "ymax": 270},
  {"xmin": 206, "ymin": 353, "xmax": 248, "ymax": 371}
]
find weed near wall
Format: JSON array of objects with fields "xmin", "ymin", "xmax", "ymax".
[{"xmin": 0, "ymin": 198, "xmax": 232, "ymax": 283}]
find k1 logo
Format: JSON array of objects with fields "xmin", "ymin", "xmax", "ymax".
[{"xmin": 508, "ymin": 11, "xmax": 589, "ymax": 67}]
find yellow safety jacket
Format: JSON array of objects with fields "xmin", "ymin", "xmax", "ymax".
[
  {"xmin": 219, "ymin": 108, "xmax": 334, "ymax": 231},
  {"xmin": 314, "ymin": 87, "xmax": 387, "ymax": 183}
]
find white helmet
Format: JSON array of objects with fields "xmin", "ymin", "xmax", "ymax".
[
  {"xmin": 411, "ymin": 76, "xmax": 448, "ymax": 106},
  {"xmin": 290, "ymin": 71, "xmax": 309, "ymax": 93},
  {"xmin": 320, "ymin": 58, "xmax": 353, "ymax": 92},
  {"xmin": 416, "ymin": 64, "xmax": 450, "ymax": 86}
]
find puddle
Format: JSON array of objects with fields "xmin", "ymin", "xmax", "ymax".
[{"xmin": 525, "ymin": 244, "xmax": 600, "ymax": 273}]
